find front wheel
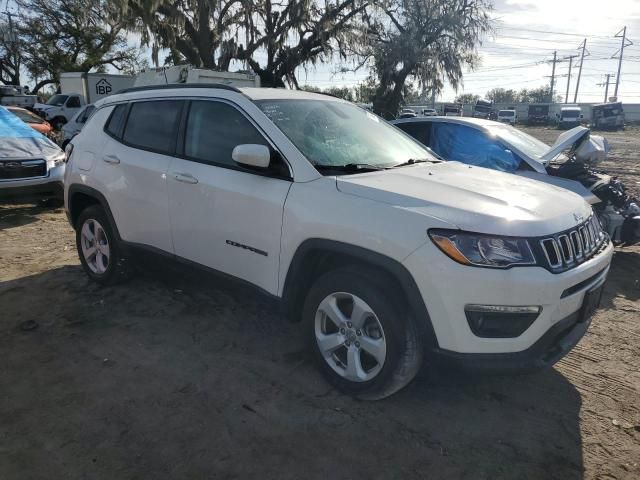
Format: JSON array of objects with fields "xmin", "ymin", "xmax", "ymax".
[
  {"xmin": 303, "ymin": 267, "xmax": 423, "ymax": 400},
  {"xmin": 75, "ymin": 205, "xmax": 130, "ymax": 285}
]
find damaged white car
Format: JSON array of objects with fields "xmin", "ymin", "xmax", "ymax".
[{"xmin": 392, "ymin": 117, "xmax": 640, "ymax": 245}]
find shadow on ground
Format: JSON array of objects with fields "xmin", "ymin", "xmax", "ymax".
[{"xmin": 0, "ymin": 262, "xmax": 584, "ymax": 480}]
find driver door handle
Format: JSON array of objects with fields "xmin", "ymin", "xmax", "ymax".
[
  {"xmin": 103, "ymin": 154, "xmax": 120, "ymax": 164},
  {"xmin": 173, "ymin": 172, "xmax": 199, "ymax": 184}
]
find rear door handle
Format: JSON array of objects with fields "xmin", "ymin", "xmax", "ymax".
[
  {"xmin": 103, "ymin": 154, "xmax": 120, "ymax": 164},
  {"xmin": 172, "ymin": 172, "xmax": 199, "ymax": 184}
]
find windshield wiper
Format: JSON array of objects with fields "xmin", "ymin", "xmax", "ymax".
[
  {"xmin": 314, "ymin": 163, "xmax": 387, "ymax": 172},
  {"xmin": 392, "ymin": 158, "xmax": 432, "ymax": 168}
]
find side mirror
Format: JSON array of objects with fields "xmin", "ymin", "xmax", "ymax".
[
  {"xmin": 580, "ymin": 114, "xmax": 584, "ymax": 119},
  {"xmin": 232, "ymin": 144, "xmax": 271, "ymax": 169}
]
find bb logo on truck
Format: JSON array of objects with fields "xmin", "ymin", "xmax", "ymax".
[{"xmin": 95, "ymin": 79, "xmax": 112, "ymax": 96}]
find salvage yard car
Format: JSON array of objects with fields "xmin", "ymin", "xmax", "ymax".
[
  {"xmin": 61, "ymin": 104, "xmax": 95, "ymax": 149},
  {"xmin": 6, "ymin": 106, "xmax": 53, "ymax": 136},
  {"xmin": 0, "ymin": 105, "xmax": 65, "ymax": 203},
  {"xmin": 392, "ymin": 116, "xmax": 640, "ymax": 245},
  {"xmin": 64, "ymin": 85, "xmax": 613, "ymax": 399}
]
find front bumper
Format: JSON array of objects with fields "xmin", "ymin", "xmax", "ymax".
[
  {"xmin": 0, "ymin": 164, "xmax": 65, "ymax": 202},
  {"xmin": 435, "ymin": 300, "xmax": 592, "ymax": 372},
  {"xmin": 403, "ymin": 238, "xmax": 613, "ymax": 358}
]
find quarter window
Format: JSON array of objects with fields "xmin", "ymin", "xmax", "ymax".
[
  {"xmin": 122, "ymin": 100, "xmax": 183, "ymax": 154},
  {"xmin": 184, "ymin": 101, "xmax": 269, "ymax": 167},
  {"xmin": 105, "ymin": 104, "xmax": 128, "ymax": 138}
]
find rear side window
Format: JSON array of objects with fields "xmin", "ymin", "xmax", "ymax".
[
  {"xmin": 184, "ymin": 101, "xmax": 268, "ymax": 166},
  {"xmin": 123, "ymin": 100, "xmax": 183, "ymax": 154},
  {"xmin": 105, "ymin": 104, "xmax": 128, "ymax": 138}
]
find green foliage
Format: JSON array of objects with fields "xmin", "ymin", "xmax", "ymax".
[
  {"xmin": 0, "ymin": 19, "xmax": 22, "ymax": 85},
  {"xmin": 12, "ymin": 0, "xmax": 144, "ymax": 93},
  {"xmin": 360, "ymin": 0, "xmax": 493, "ymax": 119},
  {"xmin": 115, "ymin": 0, "xmax": 370, "ymax": 87},
  {"xmin": 486, "ymin": 87, "xmax": 518, "ymax": 104},
  {"xmin": 455, "ymin": 93, "xmax": 480, "ymax": 104},
  {"xmin": 485, "ymin": 86, "xmax": 561, "ymax": 104}
]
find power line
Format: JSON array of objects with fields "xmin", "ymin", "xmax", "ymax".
[{"xmin": 496, "ymin": 26, "xmax": 627, "ymax": 40}]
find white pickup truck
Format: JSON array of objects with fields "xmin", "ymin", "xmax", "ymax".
[
  {"xmin": 64, "ymin": 85, "xmax": 613, "ymax": 399},
  {"xmin": 33, "ymin": 73, "xmax": 134, "ymax": 130}
]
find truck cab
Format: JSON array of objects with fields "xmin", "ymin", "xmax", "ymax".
[
  {"xmin": 592, "ymin": 102, "xmax": 624, "ymax": 130},
  {"xmin": 33, "ymin": 93, "xmax": 85, "ymax": 130},
  {"xmin": 557, "ymin": 106, "xmax": 582, "ymax": 129}
]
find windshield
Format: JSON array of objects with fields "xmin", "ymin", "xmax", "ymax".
[
  {"xmin": 8, "ymin": 108, "xmax": 44, "ymax": 124},
  {"xmin": 46, "ymin": 94, "xmax": 68, "ymax": 106},
  {"xmin": 499, "ymin": 111, "xmax": 515, "ymax": 117},
  {"xmin": 488, "ymin": 124, "xmax": 549, "ymax": 159},
  {"xmin": 256, "ymin": 99, "xmax": 434, "ymax": 169},
  {"xmin": 562, "ymin": 110, "xmax": 580, "ymax": 118}
]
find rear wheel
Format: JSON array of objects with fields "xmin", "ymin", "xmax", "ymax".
[
  {"xmin": 303, "ymin": 267, "xmax": 422, "ymax": 400},
  {"xmin": 75, "ymin": 205, "xmax": 130, "ymax": 285}
]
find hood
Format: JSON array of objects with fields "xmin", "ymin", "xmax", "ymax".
[
  {"xmin": 540, "ymin": 126, "xmax": 609, "ymax": 164},
  {"xmin": 336, "ymin": 162, "xmax": 592, "ymax": 237},
  {"xmin": 0, "ymin": 106, "xmax": 62, "ymax": 160}
]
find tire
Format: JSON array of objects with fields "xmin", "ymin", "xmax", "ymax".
[
  {"xmin": 75, "ymin": 205, "xmax": 130, "ymax": 285},
  {"xmin": 303, "ymin": 267, "xmax": 423, "ymax": 400}
]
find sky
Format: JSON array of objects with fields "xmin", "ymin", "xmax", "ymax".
[
  {"xmin": 4, "ymin": 0, "xmax": 640, "ymax": 102},
  {"xmin": 296, "ymin": 0, "xmax": 640, "ymax": 103}
]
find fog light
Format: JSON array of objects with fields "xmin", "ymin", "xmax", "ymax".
[{"xmin": 465, "ymin": 305, "xmax": 541, "ymax": 338}]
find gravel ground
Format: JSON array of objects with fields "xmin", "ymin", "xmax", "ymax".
[{"xmin": 0, "ymin": 126, "xmax": 639, "ymax": 480}]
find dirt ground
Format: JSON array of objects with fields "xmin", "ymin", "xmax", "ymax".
[{"xmin": 1, "ymin": 127, "xmax": 639, "ymax": 480}]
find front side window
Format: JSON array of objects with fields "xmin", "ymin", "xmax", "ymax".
[
  {"xmin": 431, "ymin": 123, "xmax": 521, "ymax": 172},
  {"xmin": 184, "ymin": 101, "xmax": 269, "ymax": 167},
  {"xmin": 256, "ymin": 99, "xmax": 433, "ymax": 170},
  {"xmin": 66, "ymin": 96, "xmax": 81, "ymax": 108},
  {"xmin": 122, "ymin": 100, "xmax": 183, "ymax": 154}
]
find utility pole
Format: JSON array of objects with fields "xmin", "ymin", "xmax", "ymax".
[
  {"xmin": 573, "ymin": 39, "xmax": 588, "ymax": 103},
  {"xmin": 564, "ymin": 55, "xmax": 576, "ymax": 104},
  {"xmin": 549, "ymin": 51, "xmax": 557, "ymax": 103},
  {"xmin": 613, "ymin": 26, "xmax": 633, "ymax": 99},
  {"xmin": 598, "ymin": 74, "xmax": 615, "ymax": 102}
]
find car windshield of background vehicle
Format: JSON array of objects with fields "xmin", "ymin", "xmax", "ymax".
[
  {"xmin": 10, "ymin": 109, "xmax": 44, "ymax": 124},
  {"xmin": 499, "ymin": 111, "xmax": 515, "ymax": 117},
  {"xmin": 490, "ymin": 124, "xmax": 549, "ymax": 159},
  {"xmin": 256, "ymin": 99, "xmax": 435, "ymax": 170},
  {"xmin": 46, "ymin": 94, "xmax": 68, "ymax": 106}
]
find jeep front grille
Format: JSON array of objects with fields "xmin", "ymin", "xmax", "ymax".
[{"xmin": 539, "ymin": 215, "xmax": 607, "ymax": 272}]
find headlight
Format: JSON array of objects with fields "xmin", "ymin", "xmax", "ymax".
[
  {"xmin": 429, "ymin": 229, "xmax": 536, "ymax": 268},
  {"xmin": 51, "ymin": 151, "xmax": 66, "ymax": 166}
]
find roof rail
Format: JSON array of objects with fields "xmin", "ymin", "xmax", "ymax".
[{"xmin": 117, "ymin": 83, "xmax": 243, "ymax": 95}]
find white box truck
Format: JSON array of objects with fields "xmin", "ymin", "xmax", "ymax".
[
  {"xmin": 33, "ymin": 73, "xmax": 135, "ymax": 129},
  {"xmin": 133, "ymin": 65, "xmax": 261, "ymax": 88}
]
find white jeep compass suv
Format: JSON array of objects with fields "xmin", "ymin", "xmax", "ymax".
[{"xmin": 64, "ymin": 85, "xmax": 613, "ymax": 399}]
